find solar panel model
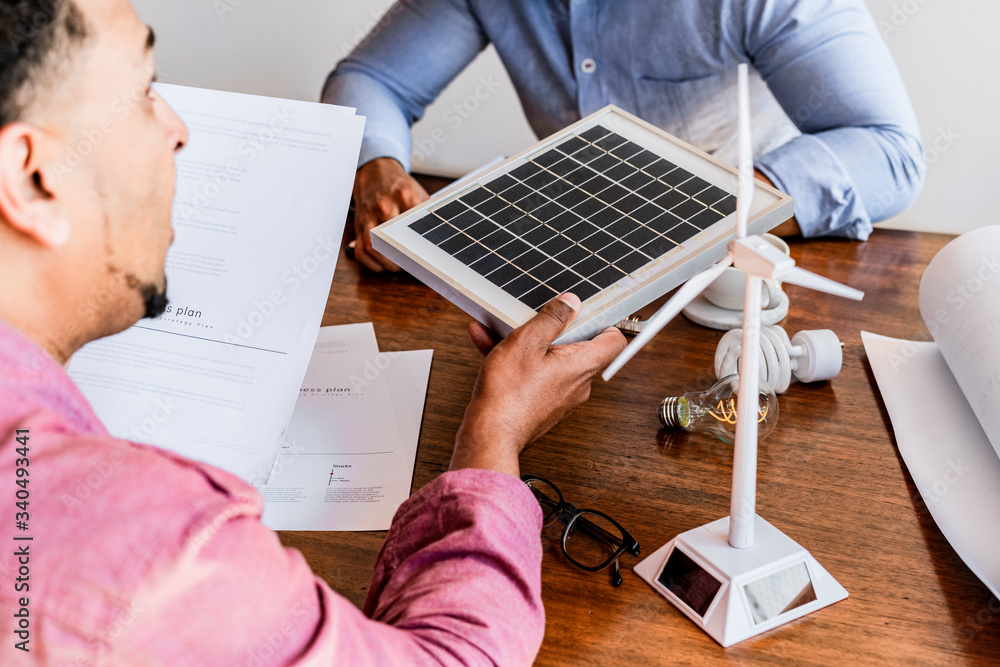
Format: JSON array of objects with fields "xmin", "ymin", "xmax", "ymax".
[{"xmin": 371, "ymin": 105, "xmax": 793, "ymax": 344}]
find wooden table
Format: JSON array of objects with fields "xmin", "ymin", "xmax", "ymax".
[{"xmin": 279, "ymin": 196, "xmax": 1000, "ymax": 663}]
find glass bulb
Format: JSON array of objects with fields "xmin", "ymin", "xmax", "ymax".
[{"xmin": 658, "ymin": 374, "xmax": 778, "ymax": 444}]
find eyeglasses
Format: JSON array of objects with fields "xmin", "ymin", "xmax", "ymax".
[{"xmin": 522, "ymin": 475, "xmax": 641, "ymax": 587}]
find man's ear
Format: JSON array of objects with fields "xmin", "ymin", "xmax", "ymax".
[{"xmin": 0, "ymin": 123, "xmax": 70, "ymax": 247}]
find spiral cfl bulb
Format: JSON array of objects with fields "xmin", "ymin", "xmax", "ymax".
[{"xmin": 658, "ymin": 374, "xmax": 778, "ymax": 444}]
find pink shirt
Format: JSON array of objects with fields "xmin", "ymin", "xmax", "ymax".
[{"xmin": 0, "ymin": 321, "xmax": 544, "ymax": 665}]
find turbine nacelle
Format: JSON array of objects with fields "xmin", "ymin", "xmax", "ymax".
[{"xmin": 732, "ymin": 236, "xmax": 864, "ymax": 301}]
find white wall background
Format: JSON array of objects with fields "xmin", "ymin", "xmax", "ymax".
[
  {"xmin": 132, "ymin": 0, "xmax": 998, "ymax": 235},
  {"xmin": 866, "ymin": 0, "xmax": 999, "ymax": 234},
  {"xmin": 130, "ymin": 0, "xmax": 536, "ymax": 178}
]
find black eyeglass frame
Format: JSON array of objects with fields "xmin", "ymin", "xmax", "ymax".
[{"xmin": 522, "ymin": 474, "xmax": 641, "ymax": 587}]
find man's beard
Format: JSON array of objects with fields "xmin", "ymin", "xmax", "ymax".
[{"xmin": 140, "ymin": 279, "xmax": 169, "ymax": 319}]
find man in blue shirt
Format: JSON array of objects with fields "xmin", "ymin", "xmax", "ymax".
[{"xmin": 325, "ymin": 0, "xmax": 925, "ymax": 272}]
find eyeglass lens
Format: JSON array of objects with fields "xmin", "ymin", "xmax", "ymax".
[
  {"xmin": 564, "ymin": 511, "xmax": 625, "ymax": 569},
  {"xmin": 525, "ymin": 478, "xmax": 564, "ymax": 526}
]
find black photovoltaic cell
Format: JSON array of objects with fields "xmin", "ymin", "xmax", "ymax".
[
  {"xmin": 454, "ymin": 242, "xmax": 490, "ymax": 265},
  {"xmin": 663, "ymin": 223, "xmax": 700, "ymax": 244},
  {"xmin": 689, "ymin": 208, "xmax": 725, "ymax": 230},
  {"xmin": 572, "ymin": 281, "xmax": 601, "ymax": 302},
  {"xmin": 521, "ymin": 284, "xmax": 559, "ymax": 310},
  {"xmin": 606, "ymin": 218, "xmax": 641, "ymax": 238},
  {"xmin": 469, "ymin": 252, "xmax": 505, "ymax": 276},
  {"xmin": 671, "ymin": 198, "xmax": 706, "ymax": 220},
  {"xmin": 501, "ymin": 183, "xmax": 532, "ymax": 203},
  {"xmin": 654, "ymin": 189, "xmax": 688, "ymax": 212},
  {"xmin": 592, "ymin": 265, "xmax": 628, "ymax": 289},
  {"xmin": 715, "ymin": 195, "xmax": 738, "ymax": 215},
  {"xmin": 513, "ymin": 248, "xmax": 548, "ymax": 272},
  {"xmin": 439, "ymin": 233, "xmax": 473, "ymax": 255},
  {"xmin": 611, "ymin": 141, "xmax": 643, "ymax": 160},
  {"xmin": 579, "ymin": 125, "xmax": 612, "ymax": 142},
  {"xmin": 594, "ymin": 133, "xmax": 627, "ymax": 152},
  {"xmin": 450, "ymin": 209, "xmax": 483, "ymax": 230},
  {"xmin": 466, "ymin": 220, "xmax": 498, "ymax": 239},
  {"xmin": 696, "ymin": 185, "xmax": 728, "ymax": 207},
  {"xmin": 547, "ymin": 271, "xmax": 582, "ymax": 293},
  {"xmin": 631, "ymin": 203, "xmax": 663, "ymax": 224},
  {"xmin": 622, "ymin": 225, "xmax": 658, "ymax": 249},
  {"xmin": 424, "ymin": 223, "xmax": 458, "ymax": 245},
  {"xmin": 413, "ymin": 124, "xmax": 736, "ymax": 311},
  {"xmin": 676, "ymin": 176, "xmax": 711, "ymax": 197},
  {"xmin": 641, "ymin": 236, "xmax": 676, "ymax": 259},
  {"xmin": 643, "ymin": 159, "xmax": 677, "ymax": 179},
  {"xmin": 475, "ymin": 197, "xmax": 507, "ymax": 217},
  {"xmin": 459, "ymin": 187, "xmax": 492, "ymax": 207},
  {"xmin": 437, "ymin": 201, "xmax": 467, "ymax": 219},
  {"xmin": 492, "ymin": 206, "xmax": 522, "ymax": 225},
  {"xmin": 661, "ymin": 168, "xmax": 692, "ymax": 187},
  {"xmin": 522, "ymin": 225, "xmax": 557, "ymax": 246},
  {"xmin": 486, "ymin": 262, "xmax": 522, "ymax": 288},
  {"xmin": 483, "ymin": 174, "xmax": 517, "ymax": 194},
  {"xmin": 409, "ymin": 215, "xmax": 441, "ymax": 235},
  {"xmin": 481, "ymin": 228, "xmax": 515, "ymax": 250},
  {"xmin": 502, "ymin": 273, "xmax": 541, "ymax": 298},
  {"xmin": 647, "ymin": 213, "xmax": 683, "ymax": 236},
  {"xmin": 537, "ymin": 234, "xmax": 574, "ymax": 258},
  {"xmin": 554, "ymin": 244, "xmax": 591, "ymax": 269}
]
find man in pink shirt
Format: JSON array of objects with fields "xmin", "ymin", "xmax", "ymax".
[{"xmin": 0, "ymin": 0, "xmax": 626, "ymax": 664}]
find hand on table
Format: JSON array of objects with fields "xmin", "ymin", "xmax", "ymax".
[
  {"xmin": 352, "ymin": 157, "xmax": 429, "ymax": 272},
  {"xmin": 451, "ymin": 294, "xmax": 627, "ymax": 477}
]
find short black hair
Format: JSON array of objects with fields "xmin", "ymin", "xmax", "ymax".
[{"xmin": 0, "ymin": 0, "xmax": 87, "ymax": 127}]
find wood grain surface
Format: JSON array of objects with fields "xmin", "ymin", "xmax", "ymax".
[{"xmin": 279, "ymin": 184, "xmax": 1000, "ymax": 664}]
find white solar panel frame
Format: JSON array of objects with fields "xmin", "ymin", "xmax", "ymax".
[{"xmin": 372, "ymin": 105, "xmax": 793, "ymax": 344}]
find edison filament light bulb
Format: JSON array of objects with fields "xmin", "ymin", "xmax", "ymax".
[{"xmin": 658, "ymin": 374, "xmax": 778, "ymax": 444}]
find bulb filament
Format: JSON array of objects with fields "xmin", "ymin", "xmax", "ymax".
[{"xmin": 708, "ymin": 399, "xmax": 769, "ymax": 425}]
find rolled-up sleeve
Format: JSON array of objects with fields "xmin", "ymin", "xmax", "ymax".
[
  {"xmin": 322, "ymin": 0, "xmax": 489, "ymax": 171},
  {"xmin": 743, "ymin": 0, "xmax": 926, "ymax": 240},
  {"xmin": 117, "ymin": 469, "xmax": 545, "ymax": 666}
]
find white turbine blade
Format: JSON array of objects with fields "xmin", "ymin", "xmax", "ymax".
[
  {"xmin": 784, "ymin": 266, "xmax": 864, "ymax": 301},
  {"xmin": 736, "ymin": 63, "xmax": 753, "ymax": 240},
  {"xmin": 603, "ymin": 255, "xmax": 734, "ymax": 381}
]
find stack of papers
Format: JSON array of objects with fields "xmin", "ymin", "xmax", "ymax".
[
  {"xmin": 259, "ymin": 324, "xmax": 433, "ymax": 531},
  {"xmin": 68, "ymin": 85, "xmax": 365, "ymax": 484},
  {"xmin": 864, "ymin": 225, "xmax": 1000, "ymax": 598}
]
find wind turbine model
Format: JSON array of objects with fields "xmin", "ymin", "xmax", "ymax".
[{"xmin": 604, "ymin": 64, "xmax": 860, "ymax": 647}]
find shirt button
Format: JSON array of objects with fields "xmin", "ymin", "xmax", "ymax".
[{"xmin": 580, "ymin": 58, "xmax": 597, "ymax": 74}]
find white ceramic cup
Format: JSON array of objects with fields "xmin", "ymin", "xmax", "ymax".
[{"xmin": 702, "ymin": 234, "xmax": 790, "ymax": 311}]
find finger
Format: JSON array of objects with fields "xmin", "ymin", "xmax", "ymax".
[
  {"xmin": 358, "ymin": 216, "xmax": 401, "ymax": 272},
  {"xmin": 515, "ymin": 293, "xmax": 581, "ymax": 350},
  {"xmin": 367, "ymin": 242, "xmax": 403, "ymax": 272},
  {"xmin": 375, "ymin": 198, "xmax": 402, "ymax": 222},
  {"xmin": 360, "ymin": 204, "xmax": 403, "ymax": 271},
  {"xmin": 351, "ymin": 215, "xmax": 385, "ymax": 272},
  {"xmin": 580, "ymin": 327, "xmax": 629, "ymax": 374},
  {"xmin": 402, "ymin": 189, "xmax": 430, "ymax": 210},
  {"xmin": 354, "ymin": 242, "xmax": 385, "ymax": 273},
  {"xmin": 353, "ymin": 224, "xmax": 385, "ymax": 272},
  {"xmin": 467, "ymin": 322, "xmax": 500, "ymax": 356}
]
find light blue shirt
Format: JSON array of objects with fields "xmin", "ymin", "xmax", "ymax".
[{"xmin": 323, "ymin": 0, "xmax": 925, "ymax": 240}]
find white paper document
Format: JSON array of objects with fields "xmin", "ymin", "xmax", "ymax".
[
  {"xmin": 260, "ymin": 325, "xmax": 433, "ymax": 531},
  {"xmin": 863, "ymin": 225, "xmax": 1000, "ymax": 598},
  {"xmin": 312, "ymin": 322, "xmax": 379, "ymax": 357},
  {"xmin": 68, "ymin": 85, "xmax": 365, "ymax": 484}
]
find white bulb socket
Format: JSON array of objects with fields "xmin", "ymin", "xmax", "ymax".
[
  {"xmin": 715, "ymin": 326, "xmax": 844, "ymax": 393},
  {"xmin": 789, "ymin": 329, "xmax": 842, "ymax": 383}
]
